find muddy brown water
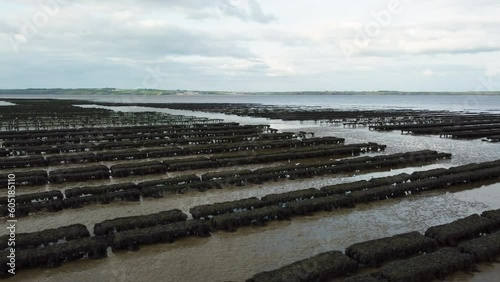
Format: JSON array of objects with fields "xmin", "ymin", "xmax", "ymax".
[{"xmin": 3, "ymin": 108, "xmax": 500, "ymax": 281}]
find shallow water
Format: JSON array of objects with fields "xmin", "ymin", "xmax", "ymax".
[
  {"xmin": 8, "ymin": 181, "xmax": 500, "ymax": 282},
  {"xmin": 0, "ymin": 101, "xmax": 14, "ymax": 106},
  {"xmin": 2, "ymin": 95, "xmax": 500, "ymax": 281},
  {"xmin": 3, "ymin": 93, "xmax": 500, "ymax": 113},
  {"xmin": 2, "ymin": 163, "xmax": 449, "ymax": 235}
]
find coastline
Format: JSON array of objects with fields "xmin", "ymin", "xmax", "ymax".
[{"xmin": 2, "ymin": 89, "xmax": 500, "ymax": 96}]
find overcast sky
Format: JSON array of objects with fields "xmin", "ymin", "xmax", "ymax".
[{"xmin": 1, "ymin": 0, "xmax": 500, "ymax": 91}]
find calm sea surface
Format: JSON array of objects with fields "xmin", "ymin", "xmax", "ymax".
[
  {"xmin": 1, "ymin": 94, "xmax": 500, "ymax": 113},
  {"xmin": 1, "ymin": 94, "xmax": 500, "ymax": 282}
]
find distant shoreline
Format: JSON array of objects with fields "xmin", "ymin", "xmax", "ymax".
[{"xmin": 1, "ymin": 89, "xmax": 500, "ymax": 96}]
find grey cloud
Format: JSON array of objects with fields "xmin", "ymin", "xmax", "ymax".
[
  {"xmin": 360, "ymin": 46, "xmax": 500, "ymax": 57},
  {"xmin": 218, "ymin": 0, "xmax": 276, "ymax": 23},
  {"xmin": 134, "ymin": 0, "xmax": 276, "ymax": 24},
  {"xmin": 0, "ymin": 15, "xmax": 255, "ymax": 59}
]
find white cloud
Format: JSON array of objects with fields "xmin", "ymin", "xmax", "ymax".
[
  {"xmin": 422, "ymin": 69, "xmax": 434, "ymax": 77},
  {"xmin": 0, "ymin": 0, "xmax": 500, "ymax": 91},
  {"xmin": 484, "ymin": 65, "xmax": 500, "ymax": 77}
]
